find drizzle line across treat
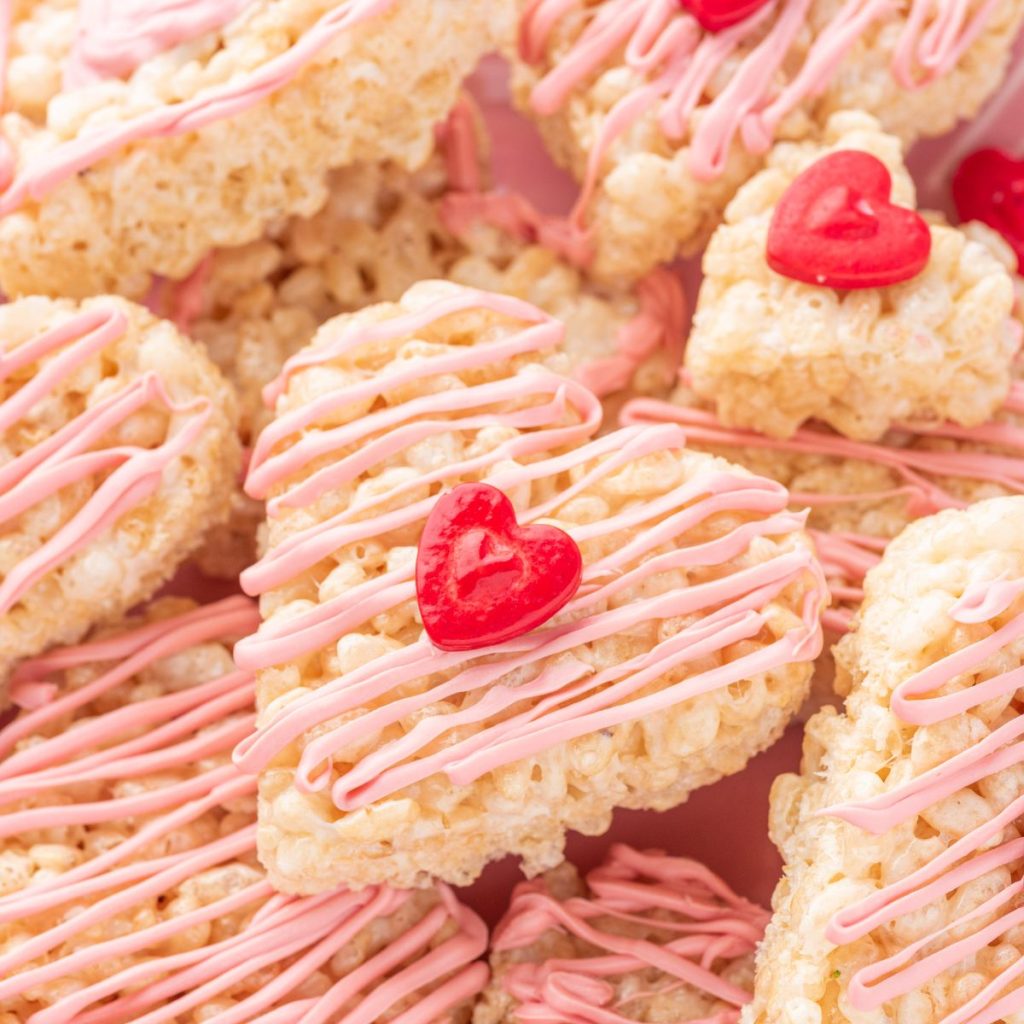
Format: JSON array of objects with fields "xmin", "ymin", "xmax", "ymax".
[{"xmin": 0, "ymin": 596, "xmax": 489, "ymax": 1023}]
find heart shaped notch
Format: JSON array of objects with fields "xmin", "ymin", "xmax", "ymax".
[
  {"xmin": 416, "ymin": 482, "xmax": 583, "ymax": 652},
  {"xmin": 766, "ymin": 150, "xmax": 932, "ymax": 290},
  {"xmin": 952, "ymin": 148, "xmax": 1024, "ymax": 271}
]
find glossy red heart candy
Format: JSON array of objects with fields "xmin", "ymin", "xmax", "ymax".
[
  {"xmin": 952, "ymin": 148, "xmax": 1024, "ymax": 270},
  {"xmin": 680, "ymin": 0, "xmax": 773, "ymax": 32},
  {"xmin": 766, "ymin": 150, "xmax": 932, "ymax": 290},
  {"xmin": 416, "ymin": 482, "xmax": 583, "ymax": 652}
]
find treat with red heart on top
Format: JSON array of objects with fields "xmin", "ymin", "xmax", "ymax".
[
  {"xmin": 766, "ymin": 150, "xmax": 931, "ymax": 289},
  {"xmin": 685, "ymin": 112, "xmax": 1020, "ymax": 442},
  {"xmin": 232, "ymin": 279, "xmax": 828, "ymax": 894},
  {"xmin": 508, "ymin": 0, "xmax": 1023, "ymax": 282},
  {"xmin": 953, "ymin": 147, "xmax": 1024, "ymax": 270}
]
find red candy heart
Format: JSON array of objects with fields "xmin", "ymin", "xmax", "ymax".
[
  {"xmin": 952, "ymin": 148, "xmax": 1024, "ymax": 271},
  {"xmin": 680, "ymin": 0, "xmax": 772, "ymax": 32},
  {"xmin": 416, "ymin": 482, "xmax": 583, "ymax": 652},
  {"xmin": 766, "ymin": 150, "xmax": 932, "ymax": 290}
]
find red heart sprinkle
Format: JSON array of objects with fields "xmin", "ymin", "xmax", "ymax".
[
  {"xmin": 952, "ymin": 148, "xmax": 1024, "ymax": 271},
  {"xmin": 766, "ymin": 150, "xmax": 932, "ymax": 290},
  {"xmin": 680, "ymin": 0, "xmax": 772, "ymax": 32},
  {"xmin": 416, "ymin": 483, "xmax": 583, "ymax": 652}
]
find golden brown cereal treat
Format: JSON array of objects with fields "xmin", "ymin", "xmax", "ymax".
[
  {"xmin": 0, "ymin": 0, "xmax": 506, "ymax": 300},
  {"xmin": 684, "ymin": 112, "xmax": 1019, "ymax": 442},
  {"xmin": 746, "ymin": 496, "xmax": 1024, "ymax": 1024},
  {"xmin": 232, "ymin": 280, "xmax": 827, "ymax": 893},
  {"xmin": 476, "ymin": 844, "xmax": 766, "ymax": 1024},
  {"xmin": 509, "ymin": 0, "xmax": 1024, "ymax": 282},
  {"xmin": 0, "ymin": 596, "xmax": 488, "ymax": 1022},
  {"xmin": 0, "ymin": 295, "xmax": 239, "ymax": 689}
]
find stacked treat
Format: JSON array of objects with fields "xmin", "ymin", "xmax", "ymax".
[{"xmin": 1, "ymin": 2, "xmax": 1024, "ymax": 1023}]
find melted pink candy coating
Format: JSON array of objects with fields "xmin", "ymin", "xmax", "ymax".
[
  {"xmin": 814, "ymin": 577, "xmax": 1024, "ymax": 1021},
  {"xmin": 233, "ymin": 285, "xmax": 825, "ymax": 812},
  {"xmin": 0, "ymin": 595, "xmax": 488, "ymax": 1024},
  {"xmin": 64, "ymin": 0, "xmax": 253, "ymax": 89},
  {"xmin": 516, "ymin": 0, "xmax": 1003, "ymax": 262},
  {"xmin": 0, "ymin": 305, "xmax": 214, "ymax": 616},
  {"xmin": 437, "ymin": 97, "xmax": 689, "ymax": 397},
  {"xmin": 493, "ymin": 844, "xmax": 768, "ymax": 1024},
  {"xmin": 0, "ymin": 0, "xmax": 397, "ymax": 203},
  {"xmin": 621, "ymin": 387, "xmax": 1024, "ymax": 634}
]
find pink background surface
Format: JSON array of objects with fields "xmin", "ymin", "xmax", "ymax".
[{"xmin": 169, "ymin": 39, "xmax": 1024, "ymax": 924}]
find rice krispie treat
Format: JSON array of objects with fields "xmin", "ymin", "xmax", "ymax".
[
  {"xmin": 509, "ymin": 0, "xmax": 1024, "ymax": 282},
  {"xmin": 0, "ymin": 595, "xmax": 488, "ymax": 1023},
  {"xmin": 683, "ymin": 111, "xmax": 1019, "ymax": 442},
  {"xmin": 0, "ymin": 295, "xmax": 239, "ymax": 689},
  {"xmin": 745, "ymin": 496, "xmax": 1024, "ymax": 1024},
  {"xmin": 163, "ymin": 102, "xmax": 687, "ymax": 577},
  {"xmin": 475, "ymin": 843, "xmax": 767, "ymax": 1024},
  {"xmin": 232, "ymin": 280, "xmax": 827, "ymax": 893},
  {"xmin": 0, "ymin": 0, "xmax": 506, "ymax": 300}
]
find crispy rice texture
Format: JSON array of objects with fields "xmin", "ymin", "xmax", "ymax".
[
  {"xmin": 683, "ymin": 111, "xmax": 1018, "ymax": 442},
  {"xmin": 0, "ymin": 0, "xmax": 506, "ymax": 300},
  {"xmin": 509, "ymin": 0, "xmax": 1023, "ymax": 282},
  {"xmin": 474, "ymin": 861, "xmax": 758, "ymax": 1024},
  {"xmin": 0, "ymin": 599, "xmax": 476, "ymax": 1024},
  {"xmin": 0, "ymin": 296, "xmax": 239, "ymax": 689},
  {"xmin": 182, "ymin": 157, "xmax": 678, "ymax": 577},
  {"xmin": 253, "ymin": 282, "xmax": 821, "ymax": 893},
  {"xmin": 746, "ymin": 497, "xmax": 1024, "ymax": 1024}
]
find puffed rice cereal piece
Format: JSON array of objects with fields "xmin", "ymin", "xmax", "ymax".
[
  {"xmin": 509, "ymin": 0, "xmax": 1024, "ymax": 282},
  {"xmin": 0, "ymin": 0, "xmax": 507, "ymax": 300},
  {"xmin": 231, "ymin": 280, "xmax": 827, "ymax": 893},
  {"xmin": 745, "ymin": 495, "xmax": 1024, "ymax": 1024},
  {"xmin": 684, "ymin": 111, "xmax": 1019, "ymax": 442},
  {"xmin": 0, "ymin": 295, "xmax": 239, "ymax": 690},
  {"xmin": 475, "ymin": 843, "xmax": 766, "ymax": 1024},
  {"xmin": 0, "ymin": 595, "xmax": 488, "ymax": 1023}
]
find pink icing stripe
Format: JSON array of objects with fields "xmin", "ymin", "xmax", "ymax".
[
  {"xmin": 436, "ymin": 98, "xmax": 688, "ymax": 392},
  {"xmin": 0, "ymin": 0, "xmax": 398, "ymax": 205},
  {"xmin": 493, "ymin": 844, "xmax": 767, "ymax": 1024},
  {"xmin": 818, "ymin": 574, "xmax": 1024, "ymax": 1019},
  {"xmin": 517, "ymin": 0, "xmax": 1003, "ymax": 254},
  {"xmin": 0, "ymin": 305, "xmax": 215, "ymax": 616},
  {"xmin": 64, "ymin": 0, "xmax": 253, "ymax": 89},
  {"xmin": 234, "ymin": 285, "xmax": 825, "ymax": 811},
  {"xmin": 621, "ymin": 395, "xmax": 1024, "ymax": 633},
  {"xmin": 0, "ymin": 596, "xmax": 489, "ymax": 1023}
]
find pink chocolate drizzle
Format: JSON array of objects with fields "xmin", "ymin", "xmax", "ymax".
[
  {"xmin": 0, "ymin": 595, "xmax": 488, "ymax": 1024},
  {"xmin": 814, "ymin": 573, "xmax": 1024, "ymax": 1023},
  {"xmin": 0, "ymin": 0, "xmax": 398, "ymax": 204},
  {"xmin": 0, "ymin": 304, "xmax": 214, "ymax": 616},
  {"xmin": 515, "ymin": 0, "xmax": 1004, "ymax": 262},
  {"xmin": 233, "ymin": 285, "xmax": 825, "ymax": 812},
  {"xmin": 492, "ymin": 844, "xmax": 768, "ymax": 1024},
  {"xmin": 621, "ymin": 386, "xmax": 1024, "ymax": 633}
]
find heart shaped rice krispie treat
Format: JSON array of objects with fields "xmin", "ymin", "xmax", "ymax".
[
  {"xmin": 231, "ymin": 279, "xmax": 827, "ymax": 893},
  {"xmin": 162, "ymin": 103, "xmax": 687, "ymax": 578},
  {"xmin": 745, "ymin": 495, "xmax": 1024, "ymax": 1024},
  {"xmin": 0, "ymin": 295, "xmax": 239, "ymax": 690},
  {"xmin": 683, "ymin": 111, "xmax": 1020, "ymax": 442},
  {"xmin": 508, "ymin": 0, "xmax": 1024, "ymax": 282},
  {"xmin": 0, "ymin": 0, "xmax": 505, "ymax": 300},
  {"xmin": 625, "ymin": 222, "xmax": 1024, "ymax": 650},
  {"xmin": 0, "ymin": 595, "xmax": 488, "ymax": 1023},
  {"xmin": 475, "ymin": 843, "xmax": 767, "ymax": 1024}
]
